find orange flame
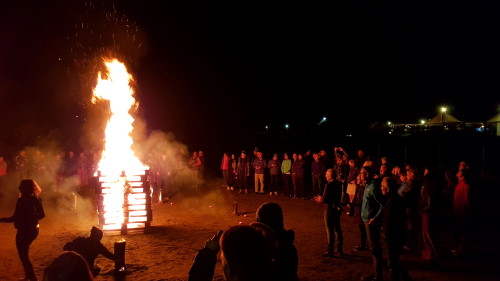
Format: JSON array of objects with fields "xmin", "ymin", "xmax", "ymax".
[{"xmin": 93, "ymin": 58, "xmax": 147, "ymax": 230}]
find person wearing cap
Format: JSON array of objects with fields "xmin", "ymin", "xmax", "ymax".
[{"xmin": 267, "ymin": 154, "xmax": 281, "ymax": 196}]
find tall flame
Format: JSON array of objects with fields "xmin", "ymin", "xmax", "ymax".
[
  {"xmin": 93, "ymin": 59, "xmax": 145, "ymax": 174},
  {"xmin": 93, "ymin": 58, "xmax": 147, "ymax": 230}
]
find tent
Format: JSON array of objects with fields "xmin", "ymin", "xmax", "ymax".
[
  {"xmin": 486, "ymin": 113, "xmax": 500, "ymax": 136},
  {"xmin": 427, "ymin": 112, "xmax": 461, "ymax": 125},
  {"xmin": 487, "ymin": 113, "xmax": 500, "ymax": 123}
]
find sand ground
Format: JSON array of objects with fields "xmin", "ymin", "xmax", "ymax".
[{"xmin": 0, "ymin": 182, "xmax": 499, "ymax": 281}]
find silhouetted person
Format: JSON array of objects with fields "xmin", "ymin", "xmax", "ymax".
[
  {"xmin": 188, "ymin": 225, "xmax": 274, "ymax": 281},
  {"xmin": 43, "ymin": 251, "xmax": 94, "ymax": 281},
  {"xmin": 381, "ymin": 176, "xmax": 412, "ymax": 281},
  {"xmin": 315, "ymin": 168, "xmax": 343, "ymax": 257},
  {"xmin": 451, "ymin": 169, "xmax": 472, "ymax": 257},
  {"xmin": 0, "ymin": 179, "xmax": 45, "ymax": 281},
  {"xmin": 63, "ymin": 226, "xmax": 115, "ymax": 276},
  {"xmin": 360, "ymin": 166, "xmax": 384, "ymax": 281},
  {"xmin": 256, "ymin": 202, "xmax": 299, "ymax": 281}
]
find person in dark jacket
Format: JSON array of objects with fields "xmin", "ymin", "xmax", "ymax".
[
  {"xmin": 267, "ymin": 154, "xmax": 281, "ymax": 195},
  {"xmin": 315, "ymin": 168, "xmax": 343, "ymax": 257},
  {"xmin": 381, "ymin": 176, "xmax": 413, "ymax": 281},
  {"xmin": 352, "ymin": 167, "xmax": 369, "ymax": 252},
  {"xmin": 63, "ymin": 226, "xmax": 115, "ymax": 276},
  {"xmin": 0, "ymin": 179, "xmax": 45, "ymax": 281},
  {"xmin": 256, "ymin": 202, "xmax": 299, "ymax": 281},
  {"xmin": 188, "ymin": 225, "xmax": 274, "ymax": 281},
  {"xmin": 360, "ymin": 166, "xmax": 384, "ymax": 281},
  {"xmin": 236, "ymin": 151, "xmax": 251, "ymax": 194},
  {"xmin": 43, "ymin": 251, "xmax": 94, "ymax": 281}
]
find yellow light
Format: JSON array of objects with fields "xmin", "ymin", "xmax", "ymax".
[{"xmin": 441, "ymin": 107, "xmax": 447, "ymax": 113}]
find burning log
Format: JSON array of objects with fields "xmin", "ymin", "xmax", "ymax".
[{"xmin": 114, "ymin": 239, "xmax": 126, "ymax": 275}]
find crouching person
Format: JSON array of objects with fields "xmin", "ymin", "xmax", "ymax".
[{"xmin": 63, "ymin": 226, "xmax": 115, "ymax": 276}]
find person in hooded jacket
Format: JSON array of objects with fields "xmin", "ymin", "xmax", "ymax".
[{"xmin": 256, "ymin": 202, "xmax": 299, "ymax": 281}]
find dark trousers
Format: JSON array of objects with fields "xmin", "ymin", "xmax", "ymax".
[
  {"xmin": 294, "ymin": 174, "xmax": 304, "ymax": 198},
  {"xmin": 325, "ymin": 207, "xmax": 343, "ymax": 252},
  {"xmin": 238, "ymin": 175, "xmax": 248, "ymax": 190},
  {"xmin": 16, "ymin": 228, "xmax": 39, "ymax": 281},
  {"xmin": 386, "ymin": 236, "xmax": 411, "ymax": 281},
  {"xmin": 222, "ymin": 169, "xmax": 228, "ymax": 186},
  {"xmin": 270, "ymin": 174, "xmax": 279, "ymax": 193},
  {"xmin": 358, "ymin": 221, "xmax": 367, "ymax": 247},
  {"xmin": 283, "ymin": 174, "xmax": 292, "ymax": 196},
  {"xmin": 365, "ymin": 222, "xmax": 383, "ymax": 279},
  {"xmin": 312, "ymin": 174, "xmax": 322, "ymax": 196}
]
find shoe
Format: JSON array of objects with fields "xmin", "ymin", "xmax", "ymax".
[
  {"xmin": 227, "ymin": 186, "xmax": 230, "ymax": 191},
  {"xmin": 335, "ymin": 248, "xmax": 344, "ymax": 256},
  {"xmin": 269, "ymin": 192, "xmax": 273, "ymax": 195},
  {"xmin": 322, "ymin": 251, "xmax": 334, "ymax": 257},
  {"xmin": 274, "ymin": 192, "xmax": 278, "ymax": 195},
  {"xmin": 230, "ymin": 187, "xmax": 234, "ymax": 191},
  {"xmin": 245, "ymin": 189, "xmax": 248, "ymax": 194},
  {"xmin": 239, "ymin": 189, "xmax": 242, "ymax": 194},
  {"xmin": 353, "ymin": 245, "xmax": 369, "ymax": 252}
]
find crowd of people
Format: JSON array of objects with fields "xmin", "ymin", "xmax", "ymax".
[
  {"xmin": 0, "ymin": 144, "xmax": 478, "ymax": 281},
  {"xmin": 219, "ymin": 147, "xmax": 475, "ymax": 281}
]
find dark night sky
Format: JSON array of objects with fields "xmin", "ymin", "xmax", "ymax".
[{"xmin": 1, "ymin": 0, "xmax": 499, "ymax": 153}]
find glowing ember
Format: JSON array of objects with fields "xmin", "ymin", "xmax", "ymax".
[{"xmin": 93, "ymin": 58, "xmax": 148, "ymax": 231}]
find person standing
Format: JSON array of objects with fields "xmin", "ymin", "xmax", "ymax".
[
  {"xmin": 346, "ymin": 158, "xmax": 360, "ymax": 215},
  {"xmin": 197, "ymin": 151, "xmax": 206, "ymax": 186},
  {"xmin": 292, "ymin": 153, "xmax": 305, "ymax": 199},
  {"xmin": 0, "ymin": 179, "xmax": 45, "ymax": 281},
  {"xmin": 452, "ymin": 168, "xmax": 472, "ymax": 257},
  {"xmin": 420, "ymin": 167, "xmax": 438, "ymax": 268},
  {"xmin": 311, "ymin": 153, "xmax": 326, "ymax": 198},
  {"xmin": 189, "ymin": 151, "xmax": 201, "ymax": 189},
  {"xmin": 381, "ymin": 176, "xmax": 412, "ymax": 281},
  {"xmin": 315, "ymin": 169, "xmax": 343, "ymax": 257},
  {"xmin": 237, "ymin": 150, "xmax": 251, "ymax": 194},
  {"xmin": 352, "ymin": 167, "xmax": 369, "ymax": 252},
  {"xmin": 281, "ymin": 153, "xmax": 293, "ymax": 197},
  {"xmin": 0, "ymin": 156, "xmax": 7, "ymax": 191},
  {"xmin": 360, "ymin": 166, "xmax": 384, "ymax": 281},
  {"xmin": 267, "ymin": 154, "xmax": 281, "ymax": 195},
  {"xmin": 221, "ymin": 153, "xmax": 230, "ymax": 189},
  {"xmin": 227, "ymin": 154, "xmax": 238, "ymax": 191},
  {"xmin": 333, "ymin": 148, "xmax": 349, "ymax": 206},
  {"xmin": 252, "ymin": 151, "xmax": 267, "ymax": 194}
]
